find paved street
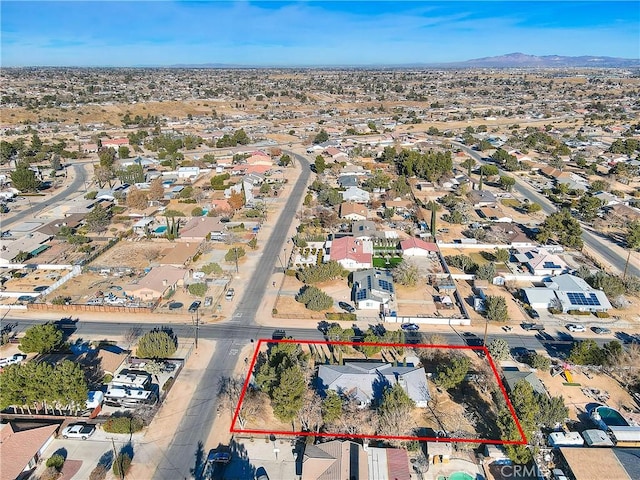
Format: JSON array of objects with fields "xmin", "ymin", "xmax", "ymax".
[{"xmin": 454, "ymin": 142, "xmax": 640, "ymax": 278}]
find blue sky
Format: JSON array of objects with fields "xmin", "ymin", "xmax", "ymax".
[{"xmin": 1, "ymin": 1, "xmax": 638, "ymax": 66}]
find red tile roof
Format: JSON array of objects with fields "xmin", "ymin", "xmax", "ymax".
[
  {"xmin": 400, "ymin": 237, "xmax": 438, "ymax": 252},
  {"xmin": 0, "ymin": 423, "xmax": 59, "ymax": 480},
  {"xmin": 330, "ymin": 236, "xmax": 372, "ymax": 264}
]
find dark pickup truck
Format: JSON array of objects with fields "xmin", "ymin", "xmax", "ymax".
[{"xmin": 521, "ymin": 323, "xmax": 545, "ymax": 331}]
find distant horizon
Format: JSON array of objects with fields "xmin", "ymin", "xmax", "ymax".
[{"xmin": 2, "ymin": 1, "xmax": 639, "ymax": 67}]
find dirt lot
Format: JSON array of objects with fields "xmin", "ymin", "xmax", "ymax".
[
  {"xmin": 455, "ymin": 279, "xmax": 527, "ymax": 325},
  {"xmin": 49, "ymin": 271, "xmax": 142, "ymax": 304},
  {"xmin": 90, "ymin": 239, "xmax": 167, "ymax": 269},
  {"xmin": 538, "ymin": 367, "xmax": 638, "ymax": 422},
  {"xmin": 2, "ymin": 268, "xmax": 73, "ymax": 293}
]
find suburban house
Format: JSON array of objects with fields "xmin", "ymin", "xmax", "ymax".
[
  {"xmin": 351, "ymin": 220, "xmax": 378, "ymax": 240},
  {"xmin": 329, "ymin": 236, "xmax": 373, "ymax": 270},
  {"xmin": 157, "ymin": 242, "xmax": 200, "ymax": 267},
  {"xmin": 477, "ymin": 206, "xmax": 513, "ymax": 223},
  {"xmin": 522, "ymin": 274, "xmax": 612, "ymax": 313},
  {"xmin": 400, "ymin": 237, "xmax": 438, "ymax": 257},
  {"xmin": 317, "ymin": 360, "xmax": 430, "ymax": 408},
  {"xmin": 178, "ymin": 216, "xmax": 226, "ymax": 242},
  {"xmin": 488, "ymin": 223, "xmax": 532, "ymax": 247},
  {"xmin": 132, "ymin": 217, "xmax": 156, "ymax": 236},
  {"xmin": 468, "ymin": 190, "xmax": 497, "ymax": 208},
  {"xmin": 127, "ymin": 266, "xmax": 188, "ymax": 301},
  {"xmin": 101, "ymin": 138, "xmax": 129, "ymax": 149},
  {"xmin": 302, "ymin": 440, "xmax": 410, "ymax": 480},
  {"xmin": 503, "ymin": 368, "xmax": 547, "ymax": 396},
  {"xmin": 0, "ymin": 422, "xmax": 59, "ymax": 480},
  {"xmin": 341, "ymin": 186, "xmax": 370, "ymax": 203},
  {"xmin": 352, "ymin": 269, "xmax": 394, "ymax": 310},
  {"xmin": 0, "ymin": 231, "xmax": 52, "ymax": 265},
  {"xmin": 36, "ymin": 213, "xmax": 86, "ymax": 236},
  {"xmin": 339, "ymin": 203, "xmax": 368, "ymax": 221},
  {"xmin": 337, "ymin": 175, "xmax": 359, "ymax": 188},
  {"xmin": 513, "ymin": 247, "xmax": 569, "ymax": 276},
  {"xmin": 177, "ymin": 166, "xmax": 200, "ymax": 179}
]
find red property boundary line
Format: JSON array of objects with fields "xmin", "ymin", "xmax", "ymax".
[{"xmin": 230, "ymin": 339, "xmax": 527, "ymax": 445}]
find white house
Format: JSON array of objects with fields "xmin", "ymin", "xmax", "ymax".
[
  {"xmin": 177, "ymin": 166, "xmax": 200, "ymax": 179},
  {"xmin": 522, "ymin": 274, "xmax": 612, "ymax": 313},
  {"xmin": 400, "ymin": 237, "xmax": 439, "ymax": 257},
  {"xmin": 513, "ymin": 248, "xmax": 569, "ymax": 276},
  {"xmin": 341, "ymin": 186, "xmax": 370, "ymax": 203}
]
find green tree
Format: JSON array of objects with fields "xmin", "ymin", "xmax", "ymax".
[
  {"xmin": 589, "ymin": 179, "xmax": 609, "ymax": 193},
  {"xmin": 321, "ymin": 390, "xmax": 343, "ymax": 424},
  {"xmin": 627, "ymin": 221, "xmax": 640, "ymax": 250},
  {"xmin": 191, "ymin": 207, "xmax": 204, "ymax": 216},
  {"xmin": 10, "ymin": 163, "xmax": 40, "ymax": 192},
  {"xmin": 577, "ymin": 194, "xmax": 604, "ymax": 220},
  {"xmin": 485, "ymin": 295, "xmax": 508, "ymax": 322},
  {"xmin": 296, "ymin": 261, "xmax": 347, "ymax": 284},
  {"xmin": 475, "ymin": 263, "xmax": 497, "ymax": 281},
  {"xmin": 118, "ymin": 146, "xmax": 130, "ymax": 159},
  {"xmin": 19, "ymin": 323, "xmax": 64, "ymax": 353},
  {"xmin": 488, "ymin": 338, "xmax": 510, "ymax": 360},
  {"xmin": 494, "ymin": 248, "xmax": 510, "ymax": 263},
  {"xmin": 524, "ymin": 202, "xmax": 542, "ymax": 214},
  {"xmin": 313, "ymin": 129, "xmax": 329, "ymax": 144},
  {"xmin": 528, "ymin": 353, "xmax": 551, "ymax": 371},
  {"xmin": 225, "ymin": 247, "xmax": 246, "ymax": 262},
  {"xmin": 434, "ymin": 355, "xmax": 470, "ymax": 390},
  {"xmin": 46, "ymin": 454, "xmax": 65, "ymax": 470},
  {"xmin": 136, "ymin": 330, "xmax": 177, "ymax": 359},
  {"xmin": 314, "ymin": 155, "xmax": 326, "ymax": 174},
  {"xmin": 461, "ymin": 158, "xmax": 475, "ymax": 177},
  {"xmin": 85, "ymin": 204, "xmax": 111, "ymax": 232},
  {"xmin": 480, "ymin": 164, "xmax": 499, "ymax": 177},
  {"xmin": 201, "ymin": 263, "xmax": 223, "ymax": 275},
  {"xmin": 499, "ymin": 175, "xmax": 516, "ymax": 192},
  {"xmin": 188, "ymin": 283, "xmax": 207, "ymax": 297},
  {"xmin": 569, "ymin": 340, "xmax": 604, "ymax": 366},
  {"xmin": 296, "ymin": 286, "xmax": 333, "ymax": 311},
  {"xmin": 536, "ymin": 209, "xmax": 583, "ymax": 249},
  {"xmin": 271, "ymin": 365, "xmax": 306, "ymax": 423},
  {"xmin": 538, "ymin": 395, "xmax": 569, "ymax": 428},
  {"xmin": 113, "ymin": 453, "xmax": 131, "ymax": 478}
]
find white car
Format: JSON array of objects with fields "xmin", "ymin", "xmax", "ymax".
[
  {"xmin": 0, "ymin": 354, "xmax": 26, "ymax": 368},
  {"xmin": 566, "ymin": 324, "xmax": 586, "ymax": 333},
  {"xmin": 225, "ymin": 288, "xmax": 235, "ymax": 301},
  {"xmin": 61, "ymin": 423, "xmax": 96, "ymax": 440}
]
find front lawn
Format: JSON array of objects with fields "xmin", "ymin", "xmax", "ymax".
[{"xmin": 373, "ymin": 257, "xmax": 403, "ymax": 268}]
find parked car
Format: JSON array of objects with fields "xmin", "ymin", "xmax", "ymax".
[
  {"xmin": 521, "ymin": 322, "xmax": 545, "ymax": 331},
  {"xmin": 225, "ymin": 288, "xmax": 235, "ymax": 301},
  {"xmin": 204, "ymin": 296, "xmax": 213, "ymax": 307},
  {"xmin": 206, "ymin": 450, "xmax": 231, "ymax": 465},
  {"xmin": 0, "ymin": 353, "xmax": 27, "ymax": 368},
  {"xmin": 255, "ymin": 467, "xmax": 270, "ymax": 480},
  {"xmin": 62, "ymin": 423, "xmax": 96, "ymax": 440},
  {"xmin": 401, "ymin": 323, "xmax": 420, "ymax": 331},
  {"xmin": 188, "ymin": 301, "xmax": 201, "ymax": 313},
  {"xmin": 592, "ymin": 327, "xmax": 611, "ymax": 335},
  {"xmin": 338, "ymin": 301, "xmax": 355, "ymax": 313},
  {"xmin": 566, "ymin": 323, "xmax": 586, "ymax": 333},
  {"xmin": 272, "ymin": 329, "xmax": 286, "ymax": 340}
]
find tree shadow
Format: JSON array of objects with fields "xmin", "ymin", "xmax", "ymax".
[
  {"xmin": 119, "ymin": 441, "xmax": 134, "ymax": 460},
  {"xmin": 98, "ymin": 450, "xmax": 114, "ymax": 470},
  {"xmin": 52, "ymin": 447, "xmax": 68, "ymax": 460},
  {"xmin": 225, "ymin": 438, "xmax": 256, "ymax": 480},
  {"xmin": 189, "ymin": 440, "xmax": 206, "ymax": 480}
]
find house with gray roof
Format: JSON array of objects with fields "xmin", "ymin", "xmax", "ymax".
[
  {"xmin": 522, "ymin": 273, "xmax": 612, "ymax": 313},
  {"xmin": 352, "ymin": 269, "xmax": 394, "ymax": 310},
  {"xmin": 502, "ymin": 368, "xmax": 547, "ymax": 397},
  {"xmin": 317, "ymin": 360, "xmax": 429, "ymax": 408}
]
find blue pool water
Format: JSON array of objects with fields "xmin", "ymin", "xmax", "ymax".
[{"xmin": 154, "ymin": 226, "xmax": 167, "ymax": 233}]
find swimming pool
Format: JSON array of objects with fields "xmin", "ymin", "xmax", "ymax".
[
  {"xmin": 595, "ymin": 406, "xmax": 629, "ymax": 427},
  {"xmin": 154, "ymin": 225, "xmax": 167, "ymax": 233},
  {"xmin": 449, "ymin": 473, "xmax": 474, "ymax": 480}
]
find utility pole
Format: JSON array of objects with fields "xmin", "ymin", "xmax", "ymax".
[
  {"xmin": 192, "ymin": 308, "xmax": 200, "ymax": 350},
  {"xmin": 623, "ymin": 249, "xmax": 632, "ymax": 280},
  {"xmin": 482, "ymin": 315, "xmax": 489, "ymax": 349}
]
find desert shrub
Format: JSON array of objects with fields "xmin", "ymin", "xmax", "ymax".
[
  {"xmin": 102, "ymin": 374, "xmax": 113, "ymax": 384},
  {"xmin": 187, "ymin": 283, "xmax": 207, "ymax": 297},
  {"xmin": 567, "ymin": 310, "xmax": 592, "ymax": 315},
  {"xmin": 296, "ymin": 286, "xmax": 333, "ymax": 311},
  {"xmin": 528, "ymin": 353, "xmax": 551, "ymax": 371},
  {"xmin": 595, "ymin": 311, "xmax": 610, "ymax": 318},
  {"xmin": 103, "ymin": 416, "xmax": 144, "ymax": 434},
  {"xmin": 46, "ymin": 454, "xmax": 65, "ymax": 470},
  {"xmin": 89, "ymin": 465, "xmax": 108, "ymax": 480},
  {"xmin": 325, "ymin": 312, "xmax": 357, "ymax": 321},
  {"xmin": 162, "ymin": 377, "xmax": 174, "ymax": 392},
  {"xmin": 136, "ymin": 329, "xmax": 177, "ymax": 359},
  {"xmin": 112, "ymin": 453, "xmax": 132, "ymax": 477}
]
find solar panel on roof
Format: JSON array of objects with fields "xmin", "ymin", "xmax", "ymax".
[
  {"xmin": 567, "ymin": 292, "xmax": 600, "ymax": 307},
  {"xmin": 543, "ymin": 262, "xmax": 562, "ymax": 269},
  {"xmin": 356, "ymin": 290, "xmax": 367, "ymax": 300}
]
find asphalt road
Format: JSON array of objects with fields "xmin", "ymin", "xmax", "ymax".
[
  {"xmin": 1, "ymin": 163, "xmax": 88, "ymax": 230},
  {"xmin": 153, "ymin": 152, "xmax": 311, "ymax": 480},
  {"xmin": 453, "ymin": 143, "xmax": 640, "ymax": 278}
]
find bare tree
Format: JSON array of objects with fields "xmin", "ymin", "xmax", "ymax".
[
  {"xmin": 298, "ymin": 390, "xmax": 323, "ymax": 433},
  {"xmin": 377, "ymin": 404, "xmax": 415, "ymax": 446},
  {"xmin": 334, "ymin": 399, "xmax": 375, "ymax": 436}
]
